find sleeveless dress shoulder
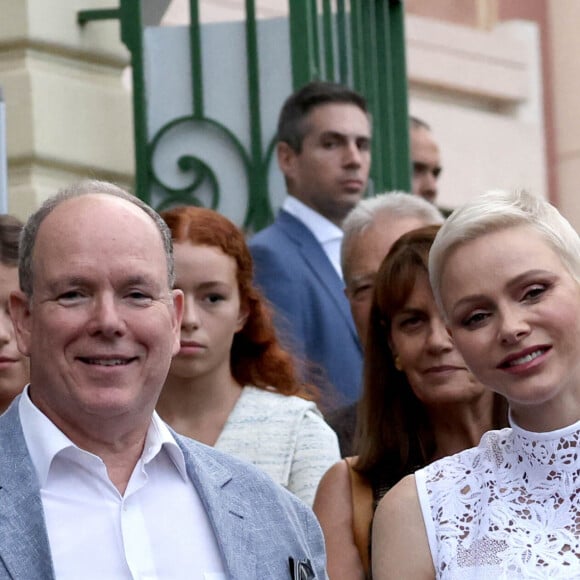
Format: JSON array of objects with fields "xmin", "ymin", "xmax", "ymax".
[{"xmin": 415, "ymin": 420, "xmax": 580, "ymax": 579}]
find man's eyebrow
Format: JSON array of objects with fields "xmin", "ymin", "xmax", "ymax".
[
  {"xmin": 45, "ymin": 274, "xmax": 163, "ymax": 293},
  {"xmin": 123, "ymin": 275, "xmax": 165, "ymax": 292},
  {"xmin": 124, "ymin": 275, "xmax": 156, "ymax": 285},
  {"xmin": 319, "ymin": 130, "xmax": 370, "ymax": 140},
  {"xmin": 45, "ymin": 276, "xmax": 90, "ymax": 292},
  {"xmin": 350, "ymin": 271, "xmax": 374, "ymax": 281},
  {"xmin": 348, "ymin": 272, "xmax": 375, "ymax": 286}
]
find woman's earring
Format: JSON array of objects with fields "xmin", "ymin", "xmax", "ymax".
[{"xmin": 394, "ymin": 355, "xmax": 403, "ymax": 371}]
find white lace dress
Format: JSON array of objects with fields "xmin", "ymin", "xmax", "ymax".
[{"xmin": 415, "ymin": 419, "xmax": 580, "ymax": 579}]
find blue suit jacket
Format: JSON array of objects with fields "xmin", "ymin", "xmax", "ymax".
[
  {"xmin": 0, "ymin": 402, "xmax": 327, "ymax": 579},
  {"xmin": 249, "ymin": 210, "xmax": 362, "ymax": 403}
]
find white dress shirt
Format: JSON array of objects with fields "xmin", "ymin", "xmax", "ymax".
[
  {"xmin": 19, "ymin": 387, "xmax": 226, "ymax": 580},
  {"xmin": 283, "ymin": 196, "xmax": 344, "ymax": 278}
]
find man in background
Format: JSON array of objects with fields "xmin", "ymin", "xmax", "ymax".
[
  {"xmin": 410, "ymin": 116, "xmax": 442, "ymax": 204},
  {"xmin": 250, "ymin": 81, "xmax": 372, "ymax": 405},
  {"xmin": 328, "ymin": 192, "xmax": 444, "ymax": 455}
]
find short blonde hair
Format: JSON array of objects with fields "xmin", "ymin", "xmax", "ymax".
[{"xmin": 429, "ymin": 189, "xmax": 580, "ymax": 316}]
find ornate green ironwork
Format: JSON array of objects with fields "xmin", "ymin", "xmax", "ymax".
[
  {"xmin": 78, "ymin": 0, "xmax": 411, "ymax": 230},
  {"xmin": 79, "ymin": 1, "xmax": 151, "ymax": 203}
]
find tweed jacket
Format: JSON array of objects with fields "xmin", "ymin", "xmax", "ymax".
[{"xmin": 215, "ymin": 386, "xmax": 340, "ymax": 506}]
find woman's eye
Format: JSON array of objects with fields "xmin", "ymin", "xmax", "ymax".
[
  {"xmin": 205, "ymin": 294, "xmax": 225, "ymax": 304},
  {"xmin": 461, "ymin": 311, "xmax": 489, "ymax": 328},
  {"xmin": 399, "ymin": 316, "xmax": 423, "ymax": 331},
  {"xmin": 523, "ymin": 284, "xmax": 547, "ymax": 302}
]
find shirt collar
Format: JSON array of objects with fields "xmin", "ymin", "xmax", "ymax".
[
  {"xmin": 283, "ymin": 196, "xmax": 344, "ymax": 244},
  {"xmin": 18, "ymin": 386, "xmax": 188, "ymax": 487}
]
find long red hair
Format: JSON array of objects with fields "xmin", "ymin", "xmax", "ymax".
[{"xmin": 161, "ymin": 206, "xmax": 314, "ymax": 398}]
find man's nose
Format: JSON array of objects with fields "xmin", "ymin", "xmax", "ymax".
[
  {"xmin": 426, "ymin": 170, "xmax": 438, "ymax": 190},
  {"xmin": 0, "ymin": 310, "xmax": 13, "ymax": 346},
  {"xmin": 88, "ymin": 294, "xmax": 126, "ymax": 337},
  {"xmin": 343, "ymin": 141, "xmax": 362, "ymax": 167}
]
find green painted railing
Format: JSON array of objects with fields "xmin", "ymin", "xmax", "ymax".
[{"xmin": 78, "ymin": 0, "xmax": 411, "ymax": 230}]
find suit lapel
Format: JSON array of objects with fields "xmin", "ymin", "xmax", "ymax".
[
  {"xmin": 278, "ymin": 211, "xmax": 361, "ymax": 346},
  {"xmin": 175, "ymin": 435, "xmax": 258, "ymax": 578},
  {"xmin": 0, "ymin": 405, "xmax": 54, "ymax": 580}
]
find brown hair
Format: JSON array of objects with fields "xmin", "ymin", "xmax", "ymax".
[
  {"xmin": 354, "ymin": 225, "xmax": 507, "ymax": 484},
  {"xmin": 160, "ymin": 206, "xmax": 314, "ymax": 398},
  {"xmin": 277, "ymin": 80, "xmax": 368, "ymax": 152}
]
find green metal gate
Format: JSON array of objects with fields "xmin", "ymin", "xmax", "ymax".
[{"xmin": 78, "ymin": 0, "xmax": 410, "ymax": 231}]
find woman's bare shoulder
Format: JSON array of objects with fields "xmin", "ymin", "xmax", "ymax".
[{"xmin": 372, "ymin": 475, "xmax": 435, "ymax": 580}]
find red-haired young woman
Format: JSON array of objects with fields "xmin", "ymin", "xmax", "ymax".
[{"xmin": 158, "ymin": 206, "xmax": 340, "ymax": 506}]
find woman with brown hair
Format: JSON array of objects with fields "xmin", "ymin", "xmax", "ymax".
[
  {"xmin": 158, "ymin": 205, "xmax": 340, "ymax": 506},
  {"xmin": 313, "ymin": 225, "xmax": 507, "ymax": 578}
]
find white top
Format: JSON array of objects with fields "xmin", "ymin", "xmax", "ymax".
[
  {"xmin": 283, "ymin": 195, "xmax": 344, "ymax": 278},
  {"xmin": 415, "ymin": 418, "xmax": 580, "ymax": 579},
  {"xmin": 215, "ymin": 386, "xmax": 340, "ymax": 506},
  {"xmin": 19, "ymin": 387, "xmax": 225, "ymax": 580}
]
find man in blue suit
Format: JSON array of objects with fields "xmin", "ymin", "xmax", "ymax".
[
  {"xmin": 250, "ymin": 81, "xmax": 372, "ymax": 404},
  {"xmin": 3, "ymin": 180, "xmax": 325, "ymax": 579}
]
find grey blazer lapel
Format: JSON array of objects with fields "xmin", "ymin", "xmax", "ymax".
[
  {"xmin": 175, "ymin": 435, "xmax": 257, "ymax": 578},
  {"xmin": 0, "ymin": 404, "xmax": 54, "ymax": 580}
]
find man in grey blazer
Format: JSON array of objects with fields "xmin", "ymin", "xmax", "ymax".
[
  {"xmin": 250, "ymin": 81, "xmax": 372, "ymax": 405},
  {"xmin": 3, "ymin": 180, "xmax": 326, "ymax": 579}
]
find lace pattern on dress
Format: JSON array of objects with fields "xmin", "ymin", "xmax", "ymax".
[{"xmin": 418, "ymin": 421, "xmax": 580, "ymax": 579}]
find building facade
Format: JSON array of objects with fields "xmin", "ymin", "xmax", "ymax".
[{"xmin": 2, "ymin": 0, "xmax": 578, "ymax": 229}]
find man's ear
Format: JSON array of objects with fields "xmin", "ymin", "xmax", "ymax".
[
  {"xmin": 9, "ymin": 291, "xmax": 32, "ymax": 357},
  {"xmin": 170, "ymin": 289, "xmax": 184, "ymax": 357},
  {"xmin": 277, "ymin": 141, "xmax": 297, "ymax": 179}
]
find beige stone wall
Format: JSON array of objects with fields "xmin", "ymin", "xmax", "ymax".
[
  {"xmin": 2, "ymin": 0, "xmax": 553, "ymax": 224},
  {"xmin": 405, "ymin": 0, "xmax": 499, "ymax": 30},
  {"xmin": 0, "ymin": 0, "xmax": 134, "ymax": 219},
  {"xmin": 406, "ymin": 14, "xmax": 547, "ymax": 209},
  {"xmin": 546, "ymin": 0, "xmax": 580, "ymax": 229}
]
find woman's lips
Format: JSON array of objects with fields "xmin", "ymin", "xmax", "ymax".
[
  {"xmin": 424, "ymin": 365, "xmax": 464, "ymax": 374},
  {"xmin": 498, "ymin": 346, "xmax": 550, "ymax": 369},
  {"xmin": 178, "ymin": 341, "xmax": 205, "ymax": 355}
]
